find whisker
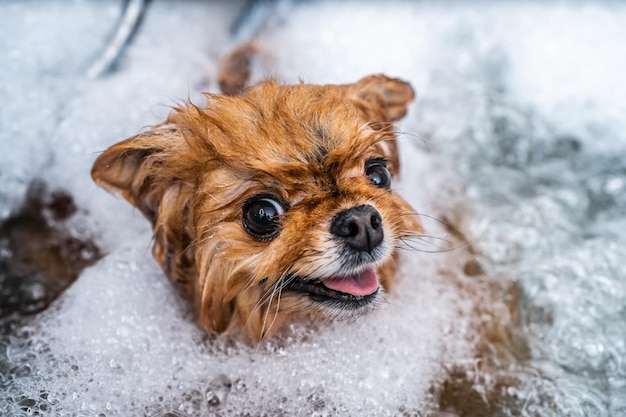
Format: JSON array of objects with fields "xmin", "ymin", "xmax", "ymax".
[
  {"xmin": 262, "ymin": 284, "xmax": 285, "ymax": 341},
  {"xmin": 397, "ymin": 236, "xmax": 468, "ymax": 253},
  {"xmin": 400, "ymin": 233, "xmax": 457, "ymax": 246},
  {"xmin": 248, "ymin": 281, "xmax": 276, "ymax": 321},
  {"xmin": 405, "ymin": 211, "xmax": 467, "ymax": 239},
  {"xmin": 396, "ymin": 210, "xmax": 471, "ymax": 247},
  {"xmin": 254, "ymin": 268, "xmax": 297, "ymax": 340},
  {"xmin": 395, "ymin": 129, "xmax": 431, "ymax": 150},
  {"xmin": 259, "ymin": 285, "xmax": 277, "ymax": 340}
]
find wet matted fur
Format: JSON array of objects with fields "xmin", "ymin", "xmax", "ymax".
[{"xmin": 92, "ymin": 74, "xmax": 422, "ymax": 340}]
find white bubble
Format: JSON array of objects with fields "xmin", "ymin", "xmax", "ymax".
[{"xmin": 2, "ymin": 1, "xmax": 625, "ymax": 416}]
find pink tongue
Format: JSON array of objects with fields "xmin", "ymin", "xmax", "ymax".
[{"xmin": 322, "ymin": 269, "xmax": 379, "ymax": 297}]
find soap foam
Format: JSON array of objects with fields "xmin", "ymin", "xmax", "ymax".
[{"xmin": 2, "ymin": 1, "xmax": 625, "ymax": 415}]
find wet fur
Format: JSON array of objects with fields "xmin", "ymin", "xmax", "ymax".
[{"xmin": 92, "ymin": 75, "xmax": 422, "ymax": 340}]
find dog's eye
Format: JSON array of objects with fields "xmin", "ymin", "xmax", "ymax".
[
  {"xmin": 365, "ymin": 160, "xmax": 392, "ymax": 189},
  {"xmin": 242, "ymin": 197, "xmax": 285, "ymax": 239}
]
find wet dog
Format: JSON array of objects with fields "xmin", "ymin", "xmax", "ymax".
[{"xmin": 92, "ymin": 74, "xmax": 422, "ymax": 340}]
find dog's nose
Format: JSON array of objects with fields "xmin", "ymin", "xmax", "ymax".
[{"xmin": 330, "ymin": 205, "xmax": 384, "ymax": 253}]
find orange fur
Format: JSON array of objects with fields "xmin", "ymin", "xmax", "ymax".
[{"xmin": 92, "ymin": 74, "xmax": 422, "ymax": 340}]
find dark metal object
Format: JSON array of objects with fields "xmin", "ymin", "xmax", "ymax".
[
  {"xmin": 230, "ymin": 0, "xmax": 293, "ymax": 41},
  {"xmin": 86, "ymin": 0, "xmax": 149, "ymax": 78}
]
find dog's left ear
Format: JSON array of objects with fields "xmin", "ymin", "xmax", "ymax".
[
  {"xmin": 346, "ymin": 75, "xmax": 415, "ymax": 175},
  {"xmin": 348, "ymin": 74, "xmax": 415, "ymax": 126}
]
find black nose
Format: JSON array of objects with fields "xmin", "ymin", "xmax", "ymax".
[{"xmin": 330, "ymin": 205, "xmax": 384, "ymax": 253}]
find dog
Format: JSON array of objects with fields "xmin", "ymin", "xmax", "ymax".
[{"xmin": 91, "ymin": 74, "xmax": 422, "ymax": 340}]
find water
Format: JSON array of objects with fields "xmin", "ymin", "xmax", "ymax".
[{"xmin": 1, "ymin": 1, "xmax": 625, "ymax": 415}]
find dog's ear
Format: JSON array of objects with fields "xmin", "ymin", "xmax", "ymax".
[
  {"xmin": 346, "ymin": 75, "xmax": 414, "ymax": 175},
  {"xmin": 91, "ymin": 126, "xmax": 181, "ymax": 225},
  {"xmin": 92, "ymin": 125, "xmax": 199, "ymax": 299},
  {"xmin": 348, "ymin": 74, "xmax": 415, "ymax": 125}
]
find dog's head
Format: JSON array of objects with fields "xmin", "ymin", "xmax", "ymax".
[{"xmin": 92, "ymin": 74, "xmax": 422, "ymax": 340}]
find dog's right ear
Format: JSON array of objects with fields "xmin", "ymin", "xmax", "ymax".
[
  {"xmin": 91, "ymin": 125, "xmax": 181, "ymax": 225},
  {"xmin": 93, "ymin": 124, "xmax": 201, "ymax": 301}
]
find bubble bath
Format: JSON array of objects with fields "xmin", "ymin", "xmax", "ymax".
[{"xmin": 1, "ymin": 1, "xmax": 625, "ymax": 416}]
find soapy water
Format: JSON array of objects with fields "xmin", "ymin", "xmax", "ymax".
[
  {"xmin": 0, "ymin": 181, "xmax": 101, "ymax": 320},
  {"xmin": 1, "ymin": 1, "xmax": 626, "ymax": 416}
]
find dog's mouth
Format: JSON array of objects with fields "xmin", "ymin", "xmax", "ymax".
[{"xmin": 284, "ymin": 268, "xmax": 380, "ymax": 308}]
